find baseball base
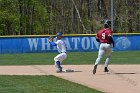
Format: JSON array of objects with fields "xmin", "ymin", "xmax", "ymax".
[{"xmin": 63, "ymin": 69, "xmax": 74, "ymax": 72}]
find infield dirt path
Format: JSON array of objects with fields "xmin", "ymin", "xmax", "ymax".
[{"xmin": 0, "ymin": 65, "xmax": 139, "ymax": 93}]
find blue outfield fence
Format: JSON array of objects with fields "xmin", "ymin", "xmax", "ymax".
[{"xmin": 0, "ymin": 34, "xmax": 140, "ymax": 53}]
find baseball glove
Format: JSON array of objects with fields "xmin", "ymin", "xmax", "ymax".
[{"xmin": 48, "ymin": 36, "xmax": 53, "ymax": 42}]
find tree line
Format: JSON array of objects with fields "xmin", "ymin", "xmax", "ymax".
[{"xmin": 0, "ymin": 0, "xmax": 139, "ymax": 35}]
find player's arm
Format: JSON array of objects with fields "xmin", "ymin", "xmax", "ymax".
[
  {"xmin": 108, "ymin": 30, "xmax": 114, "ymax": 47},
  {"xmin": 108, "ymin": 36, "xmax": 114, "ymax": 47},
  {"xmin": 95, "ymin": 33, "xmax": 100, "ymax": 42},
  {"xmin": 48, "ymin": 36, "xmax": 57, "ymax": 46},
  {"xmin": 50, "ymin": 42, "xmax": 57, "ymax": 46}
]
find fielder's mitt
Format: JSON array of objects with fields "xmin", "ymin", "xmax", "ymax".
[{"xmin": 48, "ymin": 36, "xmax": 53, "ymax": 42}]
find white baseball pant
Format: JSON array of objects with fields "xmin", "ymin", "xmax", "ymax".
[
  {"xmin": 95, "ymin": 43, "xmax": 112, "ymax": 67},
  {"xmin": 54, "ymin": 53, "xmax": 67, "ymax": 67}
]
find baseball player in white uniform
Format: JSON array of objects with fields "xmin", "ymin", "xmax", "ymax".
[
  {"xmin": 49, "ymin": 32, "xmax": 67, "ymax": 73},
  {"xmin": 93, "ymin": 20, "xmax": 114, "ymax": 74}
]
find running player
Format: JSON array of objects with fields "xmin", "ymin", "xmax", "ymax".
[
  {"xmin": 48, "ymin": 32, "xmax": 67, "ymax": 73},
  {"xmin": 93, "ymin": 20, "xmax": 114, "ymax": 74}
]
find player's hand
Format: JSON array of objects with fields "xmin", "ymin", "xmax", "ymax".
[{"xmin": 48, "ymin": 36, "xmax": 53, "ymax": 42}]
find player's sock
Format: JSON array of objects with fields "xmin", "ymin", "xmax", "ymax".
[
  {"xmin": 55, "ymin": 61, "xmax": 62, "ymax": 71},
  {"xmin": 56, "ymin": 61, "xmax": 61, "ymax": 67}
]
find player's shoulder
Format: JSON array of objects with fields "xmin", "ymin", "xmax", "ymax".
[
  {"xmin": 97, "ymin": 29, "xmax": 105, "ymax": 35},
  {"xmin": 106, "ymin": 28, "xmax": 112, "ymax": 33},
  {"xmin": 105, "ymin": 28, "xmax": 112, "ymax": 36},
  {"xmin": 98, "ymin": 28, "xmax": 104, "ymax": 32},
  {"xmin": 97, "ymin": 29, "xmax": 101, "ymax": 34},
  {"xmin": 99, "ymin": 28, "xmax": 108, "ymax": 32},
  {"xmin": 56, "ymin": 39, "xmax": 64, "ymax": 44}
]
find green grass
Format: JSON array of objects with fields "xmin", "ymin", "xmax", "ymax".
[
  {"xmin": 0, "ymin": 51, "xmax": 140, "ymax": 65},
  {"xmin": 0, "ymin": 75, "xmax": 102, "ymax": 93},
  {"xmin": 0, "ymin": 51, "xmax": 139, "ymax": 93}
]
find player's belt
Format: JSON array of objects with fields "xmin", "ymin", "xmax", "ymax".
[
  {"xmin": 101, "ymin": 42, "xmax": 111, "ymax": 44},
  {"xmin": 61, "ymin": 52, "xmax": 66, "ymax": 53}
]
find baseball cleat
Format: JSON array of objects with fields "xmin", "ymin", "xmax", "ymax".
[
  {"xmin": 93, "ymin": 65, "xmax": 97, "ymax": 74},
  {"xmin": 104, "ymin": 67, "xmax": 109, "ymax": 72},
  {"xmin": 56, "ymin": 66, "xmax": 63, "ymax": 73},
  {"xmin": 60, "ymin": 66, "xmax": 62, "ymax": 71}
]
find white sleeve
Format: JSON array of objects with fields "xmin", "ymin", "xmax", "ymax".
[{"xmin": 55, "ymin": 40, "xmax": 60, "ymax": 45}]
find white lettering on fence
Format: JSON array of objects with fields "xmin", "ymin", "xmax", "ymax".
[
  {"xmin": 28, "ymin": 37, "xmax": 99, "ymax": 51},
  {"xmin": 82, "ymin": 37, "xmax": 90, "ymax": 50},
  {"xmin": 41, "ymin": 38, "xmax": 51, "ymax": 50},
  {"xmin": 72, "ymin": 38, "xmax": 80, "ymax": 50},
  {"xmin": 28, "ymin": 38, "xmax": 39, "ymax": 51}
]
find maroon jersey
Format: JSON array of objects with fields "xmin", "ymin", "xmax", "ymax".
[{"xmin": 96, "ymin": 28, "xmax": 112, "ymax": 43}]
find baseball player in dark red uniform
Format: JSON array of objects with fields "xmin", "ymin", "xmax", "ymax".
[{"xmin": 93, "ymin": 20, "xmax": 114, "ymax": 74}]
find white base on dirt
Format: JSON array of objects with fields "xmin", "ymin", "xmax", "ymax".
[{"xmin": 62, "ymin": 69, "xmax": 74, "ymax": 72}]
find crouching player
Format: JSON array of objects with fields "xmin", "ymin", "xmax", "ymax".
[{"xmin": 48, "ymin": 32, "xmax": 67, "ymax": 73}]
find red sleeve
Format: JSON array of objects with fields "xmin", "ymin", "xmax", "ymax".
[{"xmin": 108, "ymin": 30, "xmax": 112, "ymax": 37}]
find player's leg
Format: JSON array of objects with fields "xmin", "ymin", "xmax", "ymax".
[
  {"xmin": 54, "ymin": 54, "xmax": 63, "ymax": 72},
  {"xmin": 93, "ymin": 44, "xmax": 105, "ymax": 74},
  {"xmin": 104, "ymin": 45, "xmax": 112, "ymax": 72},
  {"xmin": 95, "ymin": 44, "xmax": 105, "ymax": 65},
  {"xmin": 54, "ymin": 53, "xmax": 67, "ymax": 72}
]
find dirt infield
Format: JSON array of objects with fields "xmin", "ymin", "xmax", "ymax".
[{"xmin": 0, "ymin": 65, "xmax": 139, "ymax": 93}]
